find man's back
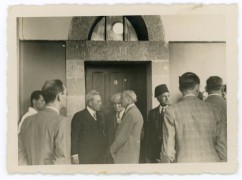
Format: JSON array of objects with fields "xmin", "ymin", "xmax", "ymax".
[
  {"xmin": 18, "ymin": 107, "xmax": 37, "ymax": 134},
  {"xmin": 18, "ymin": 108, "xmax": 70, "ymax": 165},
  {"xmin": 205, "ymin": 95, "xmax": 227, "ymax": 117},
  {"xmin": 162, "ymin": 96, "xmax": 227, "ymax": 162}
]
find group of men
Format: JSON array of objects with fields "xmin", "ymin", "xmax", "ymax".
[
  {"xmin": 70, "ymin": 90, "xmax": 143, "ymax": 164},
  {"xmin": 18, "ymin": 72, "xmax": 227, "ymax": 165},
  {"xmin": 146, "ymin": 73, "xmax": 227, "ymax": 163}
]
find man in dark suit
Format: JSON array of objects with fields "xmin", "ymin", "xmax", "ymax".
[
  {"xmin": 146, "ymin": 84, "xmax": 170, "ymax": 163},
  {"xmin": 105, "ymin": 93, "xmax": 125, "ymax": 163},
  {"xmin": 110, "ymin": 90, "xmax": 143, "ymax": 164},
  {"xmin": 71, "ymin": 90, "xmax": 106, "ymax": 164},
  {"xmin": 18, "ymin": 79, "xmax": 70, "ymax": 165}
]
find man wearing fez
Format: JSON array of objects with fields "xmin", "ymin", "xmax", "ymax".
[{"xmin": 146, "ymin": 84, "xmax": 170, "ymax": 163}]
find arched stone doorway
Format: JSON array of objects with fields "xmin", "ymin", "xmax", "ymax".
[
  {"xmin": 66, "ymin": 15, "xmax": 168, "ymax": 163},
  {"xmin": 68, "ymin": 16, "xmax": 165, "ymax": 41},
  {"xmin": 66, "ymin": 15, "xmax": 168, "ymax": 116}
]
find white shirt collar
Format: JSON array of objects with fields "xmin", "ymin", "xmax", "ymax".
[
  {"xmin": 28, "ymin": 107, "xmax": 37, "ymax": 113},
  {"xmin": 116, "ymin": 109, "xmax": 125, "ymax": 124},
  {"xmin": 125, "ymin": 103, "xmax": 135, "ymax": 113},
  {"xmin": 45, "ymin": 106, "xmax": 59, "ymax": 114},
  {"xmin": 184, "ymin": 94, "xmax": 196, "ymax": 97},
  {"xmin": 207, "ymin": 93, "xmax": 222, "ymax": 97},
  {"xmin": 159, "ymin": 105, "xmax": 168, "ymax": 113},
  {"xmin": 87, "ymin": 106, "xmax": 96, "ymax": 119},
  {"xmin": 120, "ymin": 108, "xmax": 125, "ymax": 116}
]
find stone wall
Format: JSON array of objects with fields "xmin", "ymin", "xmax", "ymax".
[{"xmin": 66, "ymin": 41, "xmax": 169, "ymax": 117}]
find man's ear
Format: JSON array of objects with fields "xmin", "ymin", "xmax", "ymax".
[
  {"xmin": 33, "ymin": 99, "xmax": 37, "ymax": 105},
  {"xmin": 194, "ymin": 84, "xmax": 200, "ymax": 92},
  {"xmin": 57, "ymin": 94, "xmax": 61, "ymax": 101}
]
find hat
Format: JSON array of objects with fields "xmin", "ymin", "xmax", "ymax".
[{"xmin": 155, "ymin": 84, "xmax": 169, "ymax": 97}]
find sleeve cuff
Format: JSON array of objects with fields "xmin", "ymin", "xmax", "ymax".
[{"xmin": 71, "ymin": 154, "xmax": 78, "ymax": 158}]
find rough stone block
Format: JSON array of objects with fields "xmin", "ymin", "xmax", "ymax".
[
  {"xmin": 66, "ymin": 78, "xmax": 85, "ymax": 96},
  {"xmin": 148, "ymin": 42, "xmax": 168, "ymax": 59},
  {"xmin": 66, "ymin": 60, "xmax": 85, "ymax": 79},
  {"xmin": 66, "ymin": 41, "xmax": 86, "ymax": 60},
  {"xmin": 86, "ymin": 41, "xmax": 108, "ymax": 60},
  {"xmin": 106, "ymin": 42, "xmax": 127, "ymax": 60},
  {"xmin": 127, "ymin": 42, "xmax": 148, "ymax": 60},
  {"xmin": 143, "ymin": 15, "xmax": 165, "ymax": 41}
]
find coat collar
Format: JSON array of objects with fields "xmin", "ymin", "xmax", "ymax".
[
  {"xmin": 125, "ymin": 103, "xmax": 135, "ymax": 114},
  {"xmin": 45, "ymin": 106, "xmax": 59, "ymax": 114}
]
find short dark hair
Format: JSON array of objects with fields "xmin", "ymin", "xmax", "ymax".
[
  {"xmin": 41, "ymin": 79, "xmax": 64, "ymax": 104},
  {"xmin": 206, "ymin": 76, "xmax": 223, "ymax": 92},
  {"xmin": 30, "ymin": 90, "xmax": 43, "ymax": 107},
  {"xmin": 179, "ymin": 72, "xmax": 200, "ymax": 92}
]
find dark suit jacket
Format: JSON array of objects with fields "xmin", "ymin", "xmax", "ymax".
[
  {"xmin": 146, "ymin": 106, "xmax": 164, "ymax": 163},
  {"xmin": 71, "ymin": 109, "xmax": 107, "ymax": 164},
  {"xmin": 105, "ymin": 111, "xmax": 119, "ymax": 146},
  {"xmin": 105, "ymin": 111, "xmax": 119, "ymax": 163}
]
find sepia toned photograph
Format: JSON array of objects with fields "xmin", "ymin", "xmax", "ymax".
[{"xmin": 7, "ymin": 4, "xmax": 238, "ymax": 174}]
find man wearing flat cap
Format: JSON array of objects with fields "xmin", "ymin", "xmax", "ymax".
[{"xmin": 146, "ymin": 84, "xmax": 170, "ymax": 163}]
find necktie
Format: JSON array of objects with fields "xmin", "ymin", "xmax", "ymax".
[
  {"xmin": 158, "ymin": 107, "xmax": 165, "ymax": 141},
  {"xmin": 93, "ymin": 112, "xmax": 97, "ymax": 120},
  {"xmin": 117, "ymin": 113, "xmax": 121, "ymax": 124}
]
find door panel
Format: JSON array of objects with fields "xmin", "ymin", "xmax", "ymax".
[
  {"xmin": 85, "ymin": 62, "xmax": 148, "ymax": 120},
  {"xmin": 123, "ymin": 72, "xmax": 137, "ymax": 91},
  {"xmin": 109, "ymin": 72, "xmax": 123, "ymax": 103},
  {"xmin": 92, "ymin": 72, "xmax": 106, "ymax": 104},
  {"xmin": 85, "ymin": 61, "xmax": 150, "ymax": 164}
]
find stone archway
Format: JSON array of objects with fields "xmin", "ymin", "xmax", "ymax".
[
  {"xmin": 68, "ymin": 16, "xmax": 165, "ymax": 41},
  {"xmin": 66, "ymin": 15, "xmax": 168, "ymax": 117}
]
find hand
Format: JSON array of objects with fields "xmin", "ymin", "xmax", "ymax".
[
  {"xmin": 111, "ymin": 152, "xmax": 116, "ymax": 159},
  {"xmin": 156, "ymin": 159, "xmax": 161, "ymax": 163},
  {"xmin": 144, "ymin": 157, "xmax": 150, "ymax": 163},
  {"xmin": 71, "ymin": 155, "xmax": 79, "ymax": 164}
]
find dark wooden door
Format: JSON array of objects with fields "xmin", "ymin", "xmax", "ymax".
[{"xmin": 85, "ymin": 62, "xmax": 148, "ymax": 120}]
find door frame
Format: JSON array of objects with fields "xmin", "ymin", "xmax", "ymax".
[{"xmin": 84, "ymin": 61, "xmax": 152, "ymax": 121}]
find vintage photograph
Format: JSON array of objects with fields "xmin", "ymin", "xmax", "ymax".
[{"xmin": 7, "ymin": 4, "xmax": 238, "ymax": 174}]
